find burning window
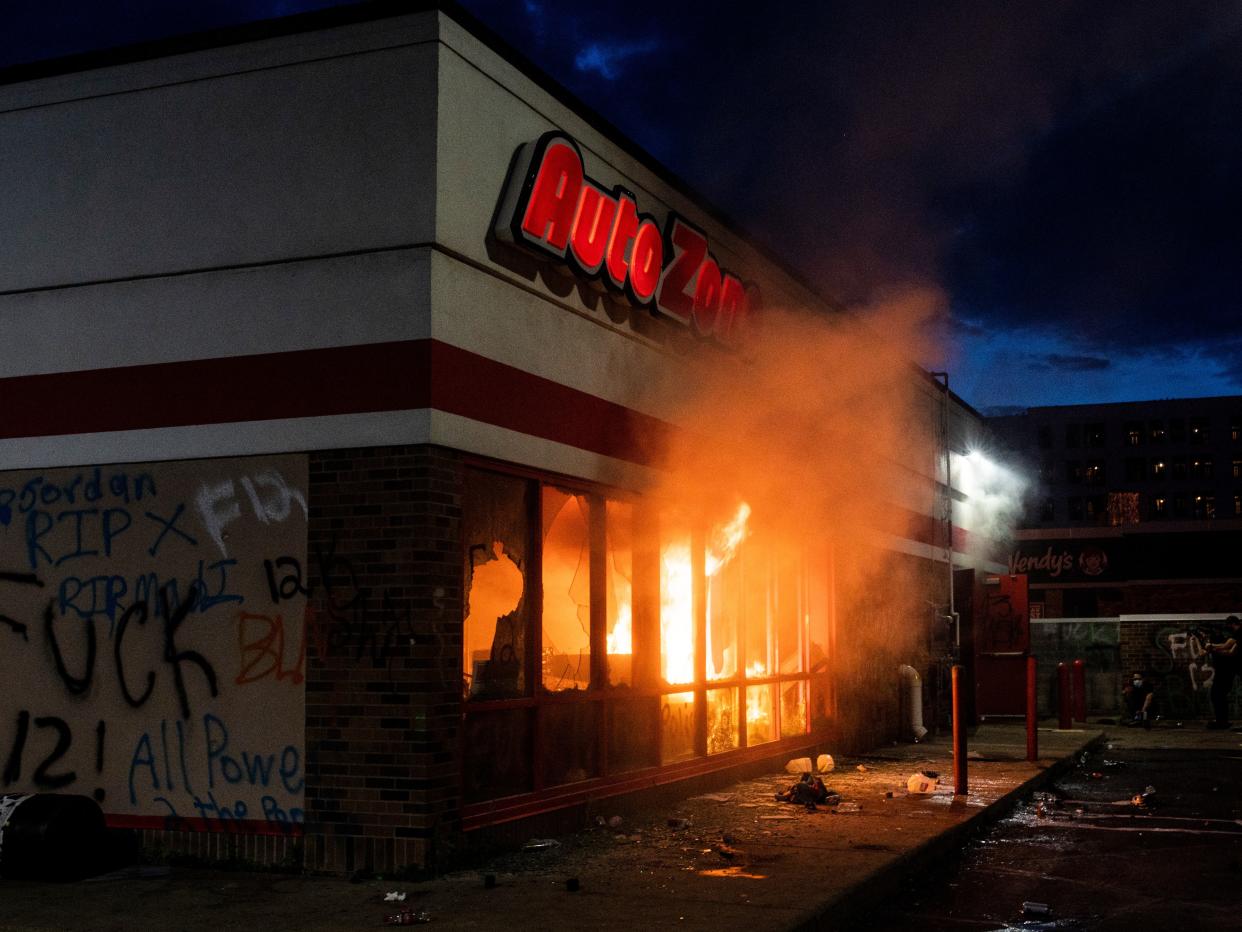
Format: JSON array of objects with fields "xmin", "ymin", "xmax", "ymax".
[
  {"xmin": 462, "ymin": 468, "xmax": 836, "ymax": 805},
  {"xmin": 541, "ymin": 487, "xmax": 592, "ymax": 692},
  {"xmin": 463, "ymin": 469, "xmax": 530, "ymax": 701},
  {"xmin": 605, "ymin": 500, "xmax": 634, "ymax": 686}
]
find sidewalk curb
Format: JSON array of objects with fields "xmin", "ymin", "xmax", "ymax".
[{"xmin": 788, "ymin": 732, "xmax": 1108, "ymax": 931}]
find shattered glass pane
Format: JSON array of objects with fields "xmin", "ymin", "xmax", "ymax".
[
  {"xmin": 542, "ymin": 487, "xmax": 591, "ymax": 692},
  {"xmin": 744, "ymin": 549, "xmax": 773, "ymax": 679},
  {"xmin": 463, "ymin": 469, "xmax": 530, "ymax": 700}
]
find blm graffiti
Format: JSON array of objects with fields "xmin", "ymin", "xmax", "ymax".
[{"xmin": 0, "ymin": 456, "xmax": 307, "ymax": 833}]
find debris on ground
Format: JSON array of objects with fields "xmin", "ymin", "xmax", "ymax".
[
  {"xmin": 774, "ymin": 773, "xmax": 840, "ymax": 809},
  {"xmin": 786, "ymin": 757, "xmax": 813, "ymax": 774},
  {"xmin": 817, "ymin": 754, "xmax": 835, "ymax": 773},
  {"xmin": 1022, "ymin": 901, "xmax": 1053, "ymax": 918},
  {"xmin": 967, "ymin": 750, "xmax": 984, "ymax": 760},
  {"xmin": 384, "ymin": 908, "xmax": 431, "ymax": 925},
  {"xmin": 667, "ymin": 817, "xmax": 692, "ymax": 829},
  {"xmin": 1131, "ymin": 785, "xmax": 1157, "ymax": 807},
  {"xmin": 856, "ymin": 764, "xmax": 868, "ymax": 773},
  {"xmin": 834, "ymin": 802, "xmax": 863, "ymax": 814},
  {"xmin": 383, "ymin": 892, "xmax": 408, "ymax": 902},
  {"xmin": 522, "ymin": 838, "xmax": 561, "ymax": 852},
  {"xmin": 906, "ymin": 771, "xmax": 940, "ymax": 794}
]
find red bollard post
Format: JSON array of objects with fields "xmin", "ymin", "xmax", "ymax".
[
  {"xmin": 1057, "ymin": 662, "xmax": 1072, "ymax": 729},
  {"xmin": 952, "ymin": 664, "xmax": 967, "ymax": 795},
  {"xmin": 1026, "ymin": 656, "xmax": 1038, "ymax": 762},
  {"xmin": 1072, "ymin": 659, "xmax": 1086, "ymax": 722}
]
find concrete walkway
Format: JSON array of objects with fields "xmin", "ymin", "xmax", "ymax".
[{"xmin": 0, "ymin": 723, "xmax": 1107, "ymax": 931}]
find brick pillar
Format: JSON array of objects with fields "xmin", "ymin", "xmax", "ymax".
[{"xmin": 304, "ymin": 445, "xmax": 462, "ymax": 874}]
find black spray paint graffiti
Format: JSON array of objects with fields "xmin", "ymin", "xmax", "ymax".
[
  {"xmin": 2, "ymin": 567, "xmax": 221, "ymax": 803},
  {"xmin": 233, "ymin": 537, "xmax": 455, "ymax": 693}
]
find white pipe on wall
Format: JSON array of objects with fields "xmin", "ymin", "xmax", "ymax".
[{"xmin": 899, "ymin": 664, "xmax": 928, "ymax": 740}]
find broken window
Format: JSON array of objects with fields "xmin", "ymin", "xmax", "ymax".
[
  {"xmin": 463, "ymin": 469, "xmax": 530, "ymax": 701},
  {"xmin": 541, "ymin": 487, "xmax": 592, "ymax": 692}
]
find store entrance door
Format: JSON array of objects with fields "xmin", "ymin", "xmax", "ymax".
[{"xmin": 974, "ymin": 574, "xmax": 1030, "ymax": 719}]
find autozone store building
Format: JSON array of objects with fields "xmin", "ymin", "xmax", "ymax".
[{"xmin": 0, "ymin": 3, "xmax": 993, "ymax": 873}]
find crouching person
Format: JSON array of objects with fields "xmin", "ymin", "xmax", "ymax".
[{"xmin": 1123, "ymin": 671, "xmax": 1154, "ymax": 728}]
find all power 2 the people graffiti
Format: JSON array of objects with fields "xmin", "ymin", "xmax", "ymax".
[{"xmin": 0, "ymin": 457, "xmax": 308, "ymax": 834}]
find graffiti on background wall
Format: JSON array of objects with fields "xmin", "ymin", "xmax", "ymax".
[
  {"xmin": 1152, "ymin": 626, "xmax": 1241, "ymax": 719},
  {"xmin": 0, "ymin": 456, "xmax": 307, "ymax": 832}
]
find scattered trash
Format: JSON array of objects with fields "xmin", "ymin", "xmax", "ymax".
[
  {"xmin": 1101, "ymin": 760, "xmax": 1125, "ymax": 769},
  {"xmin": 566, "ymin": 877, "xmax": 580, "ymax": 892},
  {"xmin": 817, "ymin": 754, "xmax": 835, "ymax": 773},
  {"xmin": 715, "ymin": 843, "xmax": 743, "ymax": 860},
  {"xmin": 693, "ymin": 793, "xmax": 734, "ymax": 803},
  {"xmin": 522, "ymin": 838, "xmax": 561, "ymax": 852},
  {"xmin": 1022, "ymin": 901, "xmax": 1053, "ymax": 919},
  {"xmin": 667, "ymin": 817, "xmax": 692, "ymax": 829},
  {"xmin": 856, "ymin": 764, "xmax": 868, "ymax": 773},
  {"xmin": 906, "ymin": 771, "xmax": 939, "ymax": 794},
  {"xmin": 834, "ymin": 802, "xmax": 862, "ymax": 813},
  {"xmin": 785, "ymin": 757, "xmax": 813, "ymax": 774},
  {"xmin": 775, "ymin": 773, "xmax": 839, "ymax": 807},
  {"xmin": 384, "ymin": 908, "xmax": 431, "ymax": 925},
  {"xmin": 966, "ymin": 750, "xmax": 984, "ymax": 760},
  {"xmin": 383, "ymin": 892, "xmax": 408, "ymax": 903},
  {"xmin": 1089, "ymin": 772, "xmax": 1104, "ymax": 780},
  {"xmin": 1132, "ymin": 785, "xmax": 1157, "ymax": 807}
]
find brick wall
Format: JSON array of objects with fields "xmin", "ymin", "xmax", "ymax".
[{"xmin": 302, "ymin": 444, "xmax": 463, "ymax": 875}]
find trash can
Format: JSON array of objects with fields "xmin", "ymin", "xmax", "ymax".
[{"xmin": 0, "ymin": 793, "xmax": 107, "ymax": 881}]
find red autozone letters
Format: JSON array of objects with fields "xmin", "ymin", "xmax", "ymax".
[{"xmin": 496, "ymin": 132, "xmax": 754, "ymax": 343}]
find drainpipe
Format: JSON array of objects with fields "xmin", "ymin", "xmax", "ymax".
[{"xmin": 899, "ymin": 664, "xmax": 928, "ymax": 741}]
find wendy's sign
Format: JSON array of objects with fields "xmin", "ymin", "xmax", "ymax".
[{"xmin": 494, "ymin": 132, "xmax": 756, "ymax": 345}]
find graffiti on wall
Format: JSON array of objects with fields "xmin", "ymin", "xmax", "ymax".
[
  {"xmin": 1152, "ymin": 626, "xmax": 1240, "ymax": 719},
  {"xmin": 0, "ymin": 456, "xmax": 307, "ymax": 833}
]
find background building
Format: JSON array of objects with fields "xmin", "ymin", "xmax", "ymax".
[{"xmin": 989, "ymin": 397, "xmax": 1242, "ymax": 720}]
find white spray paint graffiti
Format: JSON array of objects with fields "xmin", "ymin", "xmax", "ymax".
[{"xmin": 197, "ymin": 471, "xmax": 308, "ymax": 557}]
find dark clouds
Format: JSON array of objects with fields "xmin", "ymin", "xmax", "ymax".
[
  {"xmin": 1036, "ymin": 355, "xmax": 1112, "ymax": 373},
  {"xmin": 3, "ymin": 0, "xmax": 1240, "ymax": 403}
]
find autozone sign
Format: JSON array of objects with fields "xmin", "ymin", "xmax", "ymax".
[{"xmin": 494, "ymin": 132, "xmax": 756, "ymax": 344}]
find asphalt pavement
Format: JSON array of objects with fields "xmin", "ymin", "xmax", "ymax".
[
  {"xmin": 3, "ymin": 722, "xmax": 1204, "ymax": 931},
  {"xmin": 865, "ymin": 723, "xmax": 1242, "ymax": 931}
]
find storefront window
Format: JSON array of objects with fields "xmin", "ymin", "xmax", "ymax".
[
  {"xmin": 745, "ymin": 684, "xmax": 777, "ymax": 745},
  {"xmin": 463, "ymin": 469, "xmax": 530, "ymax": 701},
  {"xmin": 462, "ymin": 467, "xmax": 836, "ymax": 816},
  {"xmin": 541, "ymin": 487, "xmax": 592, "ymax": 692},
  {"xmin": 706, "ymin": 687, "xmax": 739, "ymax": 754},
  {"xmin": 660, "ymin": 524, "xmax": 696, "ymax": 686},
  {"xmin": 661, "ymin": 691, "xmax": 696, "ymax": 763},
  {"xmin": 605, "ymin": 500, "xmax": 634, "ymax": 687}
]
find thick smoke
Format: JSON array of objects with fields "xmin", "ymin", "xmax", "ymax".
[{"xmin": 649, "ymin": 296, "xmax": 947, "ymax": 744}]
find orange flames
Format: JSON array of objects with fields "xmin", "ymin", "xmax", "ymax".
[{"xmin": 661, "ymin": 503, "xmax": 751, "ymax": 685}]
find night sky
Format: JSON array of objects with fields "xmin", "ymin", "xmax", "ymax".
[{"xmin": 3, "ymin": 0, "xmax": 1240, "ymax": 414}]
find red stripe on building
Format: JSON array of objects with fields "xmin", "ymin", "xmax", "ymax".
[{"xmin": 0, "ymin": 340, "xmax": 673, "ymax": 467}]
